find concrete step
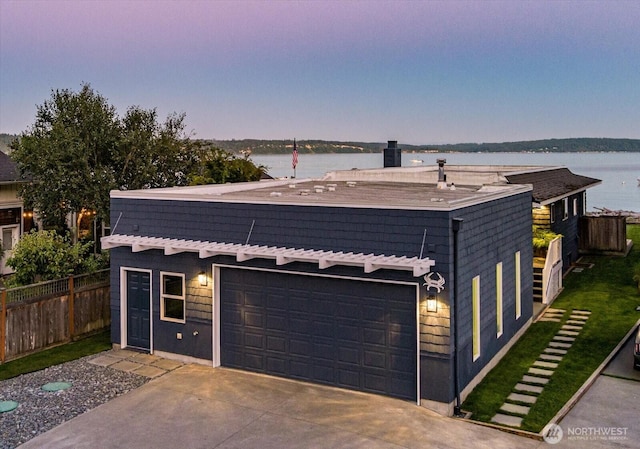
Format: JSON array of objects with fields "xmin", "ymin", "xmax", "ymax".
[
  {"xmin": 500, "ymin": 403, "xmax": 530, "ymax": 416},
  {"xmin": 507, "ymin": 393, "xmax": 538, "ymax": 404},
  {"xmin": 522, "ymin": 375, "xmax": 550, "ymax": 385},
  {"xmin": 515, "ymin": 383, "xmax": 544, "ymax": 394},
  {"xmin": 544, "ymin": 347, "xmax": 568, "ymax": 355},
  {"xmin": 539, "ymin": 354, "xmax": 563, "ymax": 362},
  {"xmin": 528, "ymin": 367, "xmax": 554, "ymax": 377},
  {"xmin": 491, "ymin": 413, "xmax": 523, "ymax": 427},
  {"xmin": 548, "ymin": 341, "xmax": 572, "ymax": 348},
  {"xmin": 534, "ymin": 360, "xmax": 559, "ymax": 369}
]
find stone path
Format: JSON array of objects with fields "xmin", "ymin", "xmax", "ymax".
[
  {"xmin": 491, "ymin": 308, "xmax": 591, "ymax": 428},
  {"xmin": 89, "ymin": 348, "xmax": 184, "ymax": 378}
]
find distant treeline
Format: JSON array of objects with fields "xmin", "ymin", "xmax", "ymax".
[
  {"xmin": 206, "ymin": 138, "xmax": 640, "ymax": 155},
  {"xmin": 3, "ymin": 133, "xmax": 639, "ymax": 155}
]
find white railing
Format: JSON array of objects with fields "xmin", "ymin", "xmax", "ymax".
[{"xmin": 542, "ymin": 237, "xmax": 563, "ymax": 304}]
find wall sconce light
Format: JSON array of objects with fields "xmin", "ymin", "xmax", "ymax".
[
  {"xmin": 198, "ymin": 271, "xmax": 207, "ymax": 287},
  {"xmin": 426, "ymin": 295, "xmax": 437, "ymax": 313}
]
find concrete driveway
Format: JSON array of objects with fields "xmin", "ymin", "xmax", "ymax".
[{"xmin": 18, "ymin": 364, "xmax": 541, "ymax": 449}]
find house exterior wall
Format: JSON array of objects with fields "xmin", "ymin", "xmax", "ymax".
[
  {"xmin": 549, "ymin": 191, "xmax": 586, "ymax": 268},
  {"xmin": 109, "ymin": 188, "xmax": 532, "ymax": 407}
]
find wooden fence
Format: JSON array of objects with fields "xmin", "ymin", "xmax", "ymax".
[
  {"xmin": 0, "ymin": 269, "xmax": 110, "ymax": 363},
  {"xmin": 579, "ymin": 216, "xmax": 628, "ymax": 254}
]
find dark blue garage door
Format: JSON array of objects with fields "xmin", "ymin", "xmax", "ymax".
[{"xmin": 220, "ymin": 268, "xmax": 417, "ymax": 401}]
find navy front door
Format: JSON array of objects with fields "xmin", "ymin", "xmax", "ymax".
[
  {"xmin": 126, "ymin": 270, "xmax": 151, "ymax": 350},
  {"xmin": 220, "ymin": 268, "xmax": 417, "ymax": 401}
]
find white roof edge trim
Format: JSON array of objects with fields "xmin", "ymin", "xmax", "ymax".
[{"xmin": 101, "ymin": 234, "xmax": 435, "ymax": 277}]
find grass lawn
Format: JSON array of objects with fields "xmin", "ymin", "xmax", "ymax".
[
  {"xmin": 463, "ymin": 225, "xmax": 640, "ymax": 433},
  {"xmin": 0, "ymin": 330, "xmax": 111, "ymax": 381}
]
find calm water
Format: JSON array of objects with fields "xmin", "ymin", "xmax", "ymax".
[{"xmin": 253, "ymin": 152, "xmax": 640, "ymax": 212}]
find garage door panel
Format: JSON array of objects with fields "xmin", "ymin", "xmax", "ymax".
[
  {"xmin": 338, "ymin": 346, "xmax": 360, "ymax": 364},
  {"xmin": 266, "ymin": 313, "xmax": 286, "ymax": 331},
  {"xmin": 312, "ymin": 320, "xmax": 334, "ymax": 337},
  {"xmin": 289, "ymin": 338, "xmax": 310, "ymax": 356},
  {"xmin": 220, "ymin": 268, "xmax": 417, "ymax": 401},
  {"xmin": 364, "ymin": 350, "xmax": 387, "ymax": 369},
  {"xmin": 244, "ymin": 333, "xmax": 264, "ymax": 349}
]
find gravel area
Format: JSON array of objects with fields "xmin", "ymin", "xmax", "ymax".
[{"xmin": 0, "ymin": 353, "xmax": 149, "ymax": 449}]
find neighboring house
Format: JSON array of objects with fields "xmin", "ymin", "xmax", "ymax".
[
  {"xmin": 504, "ymin": 168, "xmax": 601, "ymax": 269},
  {"xmin": 0, "ymin": 152, "xmax": 34, "ymax": 275},
  {"xmin": 103, "ymin": 149, "xmax": 533, "ymax": 415}
]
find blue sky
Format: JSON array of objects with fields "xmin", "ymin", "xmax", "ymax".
[{"xmin": 1, "ymin": 0, "xmax": 638, "ymax": 144}]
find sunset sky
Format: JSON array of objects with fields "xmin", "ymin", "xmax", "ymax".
[{"xmin": 1, "ymin": 0, "xmax": 638, "ymax": 144}]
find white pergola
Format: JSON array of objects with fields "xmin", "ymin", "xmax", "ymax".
[{"xmin": 101, "ymin": 234, "xmax": 435, "ymax": 277}]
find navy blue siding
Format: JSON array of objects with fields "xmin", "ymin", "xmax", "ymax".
[
  {"xmin": 451, "ymin": 193, "xmax": 533, "ymax": 397},
  {"xmin": 549, "ymin": 192, "xmax": 585, "ymax": 268},
  {"xmin": 110, "ymin": 188, "xmax": 533, "ymax": 405}
]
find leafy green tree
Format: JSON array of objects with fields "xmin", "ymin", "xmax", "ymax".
[
  {"xmin": 189, "ymin": 145, "xmax": 265, "ymax": 185},
  {"xmin": 10, "ymin": 84, "xmax": 195, "ymax": 231},
  {"xmin": 5, "ymin": 230, "xmax": 99, "ymax": 286}
]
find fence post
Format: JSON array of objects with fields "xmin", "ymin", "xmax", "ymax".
[
  {"xmin": 68, "ymin": 276, "xmax": 75, "ymax": 340},
  {"xmin": 1, "ymin": 289, "xmax": 6, "ymax": 363}
]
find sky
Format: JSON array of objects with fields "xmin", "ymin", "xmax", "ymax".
[{"xmin": 1, "ymin": 0, "xmax": 639, "ymax": 145}]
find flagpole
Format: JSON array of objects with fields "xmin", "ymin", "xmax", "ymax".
[{"xmin": 292, "ymin": 138, "xmax": 298, "ymax": 179}]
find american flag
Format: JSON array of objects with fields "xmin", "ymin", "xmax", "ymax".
[{"xmin": 292, "ymin": 139, "xmax": 298, "ymax": 169}]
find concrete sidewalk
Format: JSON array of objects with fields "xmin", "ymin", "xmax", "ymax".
[{"xmin": 17, "ymin": 364, "xmax": 542, "ymax": 449}]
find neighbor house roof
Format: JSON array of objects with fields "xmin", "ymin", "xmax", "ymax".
[
  {"xmin": 504, "ymin": 168, "xmax": 601, "ymax": 206},
  {"xmin": 0, "ymin": 152, "xmax": 20, "ymax": 184}
]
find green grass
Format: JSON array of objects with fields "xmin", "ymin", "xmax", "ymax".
[
  {"xmin": 463, "ymin": 225, "xmax": 640, "ymax": 433},
  {"xmin": 0, "ymin": 330, "xmax": 111, "ymax": 381}
]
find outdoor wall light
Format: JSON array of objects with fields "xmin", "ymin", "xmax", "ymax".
[
  {"xmin": 426, "ymin": 295, "xmax": 437, "ymax": 313},
  {"xmin": 198, "ymin": 271, "xmax": 208, "ymax": 287}
]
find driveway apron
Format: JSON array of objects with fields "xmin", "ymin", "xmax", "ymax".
[{"xmin": 18, "ymin": 364, "xmax": 541, "ymax": 449}]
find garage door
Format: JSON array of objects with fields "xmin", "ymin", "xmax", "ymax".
[{"xmin": 220, "ymin": 268, "xmax": 417, "ymax": 401}]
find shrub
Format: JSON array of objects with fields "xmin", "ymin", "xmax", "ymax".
[{"xmin": 6, "ymin": 230, "xmax": 102, "ymax": 286}]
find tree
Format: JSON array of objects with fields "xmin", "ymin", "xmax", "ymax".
[
  {"xmin": 10, "ymin": 84, "xmax": 196, "ymax": 232},
  {"xmin": 5, "ymin": 230, "xmax": 104, "ymax": 286},
  {"xmin": 188, "ymin": 145, "xmax": 265, "ymax": 185}
]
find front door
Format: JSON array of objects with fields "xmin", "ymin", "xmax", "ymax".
[{"xmin": 126, "ymin": 270, "xmax": 151, "ymax": 350}]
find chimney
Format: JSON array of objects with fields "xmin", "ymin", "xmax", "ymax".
[
  {"xmin": 437, "ymin": 158, "xmax": 448, "ymax": 189},
  {"xmin": 383, "ymin": 140, "xmax": 401, "ymax": 168}
]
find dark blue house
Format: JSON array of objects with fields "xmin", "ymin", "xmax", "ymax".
[{"xmin": 103, "ymin": 171, "xmax": 533, "ymax": 415}]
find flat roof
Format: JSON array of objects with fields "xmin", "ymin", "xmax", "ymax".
[{"xmin": 111, "ymin": 177, "xmax": 531, "ymax": 211}]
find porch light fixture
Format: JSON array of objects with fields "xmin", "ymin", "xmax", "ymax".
[
  {"xmin": 198, "ymin": 271, "xmax": 207, "ymax": 286},
  {"xmin": 426, "ymin": 294, "xmax": 437, "ymax": 313}
]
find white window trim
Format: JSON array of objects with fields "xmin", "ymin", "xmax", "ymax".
[
  {"xmin": 573, "ymin": 197, "xmax": 579, "ymax": 216},
  {"xmin": 563, "ymin": 198, "xmax": 569, "ymax": 221},
  {"xmin": 472, "ymin": 275, "xmax": 481, "ymax": 362},
  {"xmin": 515, "ymin": 251, "xmax": 522, "ymax": 320},
  {"xmin": 160, "ymin": 271, "xmax": 186, "ymax": 323},
  {"xmin": 550, "ymin": 203, "xmax": 555, "ymax": 224},
  {"xmin": 496, "ymin": 262, "xmax": 503, "ymax": 338}
]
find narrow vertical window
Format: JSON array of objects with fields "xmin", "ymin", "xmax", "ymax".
[
  {"xmin": 550, "ymin": 203, "xmax": 556, "ymax": 224},
  {"xmin": 472, "ymin": 275, "xmax": 481, "ymax": 361},
  {"xmin": 496, "ymin": 262, "xmax": 503, "ymax": 338},
  {"xmin": 563, "ymin": 198, "xmax": 569, "ymax": 220},
  {"xmin": 573, "ymin": 197, "xmax": 578, "ymax": 216},
  {"xmin": 515, "ymin": 251, "xmax": 521, "ymax": 320}
]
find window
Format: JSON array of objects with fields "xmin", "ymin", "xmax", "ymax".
[
  {"xmin": 573, "ymin": 197, "xmax": 579, "ymax": 216},
  {"xmin": 563, "ymin": 198, "xmax": 569, "ymax": 220},
  {"xmin": 550, "ymin": 203, "xmax": 556, "ymax": 224},
  {"xmin": 161, "ymin": 272, "xmax": 185, "ymax": 322},
  {"xmin": 515, "ymin": 251, "xmax": 521, "ymax": 319},
  {"xmin": 2, "ymin": 228, "xmax": 14, "ymax": 251},
  {"xmin": 472, "ymin": 275, "xmax": 481, "ymax": 361},
  {"xmin": 496, "ymin": 262, "xmax": 503, "ymax": 338}
]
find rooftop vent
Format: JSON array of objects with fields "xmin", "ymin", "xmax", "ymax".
[
  {"xmin": 383, "ymin": 140, "xmax": 401, "ymax": 168},
  {"xmin": 437, "ymin": 158, "xmax": 448, "ymax": 189}
]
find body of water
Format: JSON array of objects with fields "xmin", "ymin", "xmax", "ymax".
[{"xmin": 252, "ymin": 152, "xmax": 640, "ymax": 212}]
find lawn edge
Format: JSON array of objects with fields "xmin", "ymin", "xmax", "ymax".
[{"xmin": 551, "ymin": 318, "xmax": 640, "ymax": 427}]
